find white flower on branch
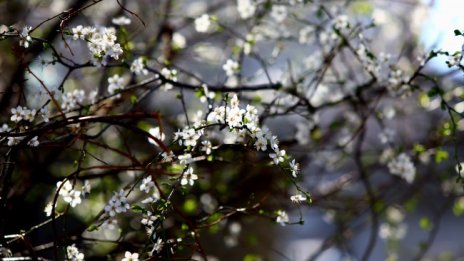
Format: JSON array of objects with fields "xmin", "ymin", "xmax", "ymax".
[
  {"xmin": 222, "ymin": 59, "xmax": 240, "ymax": 77},
  {"xmin": 108, "ymin": 74, "xmax": 125, "ymax": 95},
  {"xmin": 112, "ymin": 16, "xmax": 131, "ymax": 26},
  {"xmin": 122, "ymin": 251, "xmax": 139, "ymax": 261},
  {"xmin": 130, "ymin": 57, "xmax": 148, "ymax": 76},
  {"xmin": 271, "ymin": 5, "xmax": 287, "ymax": 22},
  {"xmin": 290, "ymin": 193, "xmax": 307, "ymax": 203},
  {"xmin": 181, "ymin": 167, "xmax": 198, "ymax": 186},
  {"xmin": 66, "ymin": 244, "xmax": 84, "ymax": 261},
  {"xmin": 195, "ymin": 14, "xmax": 211, "ymax": 33},
  {"xmin": 237, "ymin": 0, "xmax": 256, "ymax": 19},
  {"xmin": 276, "ymin": 210, "xmax": 289, "ymax": 226},
  {"xmin": 387, "ymin": 153, "xmax": 416, "ymax": 183},
  {"xmin": 19, "ymin": 26, "xmax": 32, "ymax": 48}
]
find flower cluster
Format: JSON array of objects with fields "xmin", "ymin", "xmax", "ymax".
[
  {"xmin": 130, "ymin": 57, "xmax": 148, "ymax": 76},
  {"xmin": 4, "ymin": 106, "xmax": 43, "ymax": 147},
  {"xmin": 379, "ymin": 206, "xmax": 407, "ymax": 260},
  {"xmin": 70, "ymin": 25, "xmax": 123, "ymax": 66},
  {"xmin": 112, "ymin": 16, "xmax": 131, "ymax": 26},
  {"xmin": 275, "ymin": 210, "xmax": 289, "ymax": 226},
  {"xmin": 107, "ymin": 74, "xmax": 125, "ymax": 96},
  {"xmin": 194, "ymin": 14, "xmax": 211, "ymax": 33},
  {"xmin": 387, "ymin": 153, "xmax": 416, "ymax": 183},
  {"xmin": 222, "ymin": 59, "xmax": 239, "ymax": 77},
  {"xmin": 66, "ymin": 244, "xmax": 85, "ymax": 261},
  {"xmin": 10, "ymin": 106, "xmax": 36, "ymax": 123},
  {"xmin": 19, "ymin": 26, "xmax": 32, "ymax": 48},
  {"xmin": 206, "ymin": 95, "xmax": 300, "ymax": 176},
  {"xmin": 237, "ymin": 0, "xmax": 256, "ymax": 19},
  {"xmin": 139, "ymin": 175, "xmax": 160, "ymax": 204},
  {"xmin": 61, "ymin": 89, "xmax": 86, "ymax": 112},
  {"xmin": 103, "ymin": 189, "xmax": 130, "ymax": 218},
  {"xmin": 122, "ymin": 251, "xmax": 139, "ymax": 261},
  {"xmin": 160, "ymin": 68, "xmax": 178, "ymax": 91},
  {"xmin": 56, "ymin": 180, "xmax": 90, "ymax": 208},
  {"xmin": 180, "ymin": 166, "xmax": 198, "ymax": 186}
]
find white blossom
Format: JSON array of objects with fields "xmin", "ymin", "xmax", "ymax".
[
  {"xmin": 70, "ymin": 26, "xmax": 123, "ymax": 66},
  {"xmin": 61, "ymin": 89, "xmax": 86, "ymax": 112},
  {"xmin": 290, "ymin": 193, "xmax": 307, "ymax": 203},
  {"xmin": 122, "ymin": 251, "xmax": 139, "ymax": 261},
  {"xmin": 108, "ymin": 74, "xmax": 125, "ymax": 95},
  {"xmin": 148, "ymin": 127, "xmax": 165, "ymax": 146},
  {"xmin": 237, "ymin": 0, "xmax": 256, "ymax": 19},
  {"xmin": 72, "ymin": 25, "xmax": 86, "ymax": 40},
  {"xmin": 103, "ymin": 189, "xmax": 130, "ymax": 217},
  {"xmin": 379, "ymin": 223, "xmax": 407, "ymax": 240},
  {"xmin": 160, "ymin": 68, "xmax": 177, "ymax": 91},
  {"xmin": 172, "ymin": 32, "xmax": 186, "ymax": 49},
  {"xmin": 195, "ymin": 14, "xmax": 211, "ymax": 33},
  {"xmin": 333, "ymin": 15, "xmax": 350, "ymax": 30},
  {"xmin": 10, "ymin": 106, "xmax": 24, "ymax": 123},
  {"xmin": 0, "ymin": 123, "xmax": 10, "ymax": 133},
  {"xmin": 130, "ymin": 57, "xmax": 148, "ymax": 76},
  {"xmin": 27, "ymin": 136, "xmax": 39, "ymax": 147},
  {"xmin": 222, "ymin": 59, "xmax": 240, "ymax": 77},
  {"xmin": 289, "ymin": 159, "xmax": 299, "ymax": 177},
  {"xmin": 140, "ymin": 176, "xmax": 155, "ymax": 193},
  {"xmin": 269, "ymin": 148, "xmax": 286, "ymax": 165},
  {"xmin": 19, "ymin": 26, "xmax": 32, "ymax": 48},
  {"xmin": 56, "ymin": 180, "xmax": 83, "ymax": 208},
  {"xmin": 40, "ymin": 107, "xmax": 50, "ymax": 122},
  {"xmin": 271, "ymin": 5, "xmax": 288, "ymax": 22},
  {"xmin": 112, "ymin": 16, "xmax": 131, "ymax": 26},
  {"xmin": 7, "ymin": 136, "xmax": 24, "ymax": 146},
  {"xmin": 201, "ymin": 140, "xmax": 212, "ymax": 155},
  {"xmin": 66, "ymin": 244, "xmax": 84, "ymax": 261},
  {"xmin": 180, "ymin": 167, "xmax": 198, "ymax": 186},
  {"xmin": 276, "ymin": 210, "xmax": 289, "ymax": 225},
  {"xmin": 151, "ymin": 238, "xmax": 164, "ymax": 255},
  {"xmin": 387, "ymin": 153, "xmax": 416, "ymax": 183}
]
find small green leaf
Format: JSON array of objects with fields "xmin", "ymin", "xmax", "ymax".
[
  {"xmin": 454, "ymin": 29, "xmax": 462, "ymax": 36},
  {"xmin": 183, "ymin": 198, "xmax": 198, "ymax": 214},
  {"xmin": 452, "ymin": 198, "xmax": 464, "ymax": 216},
  {"xmin": 427, "ymin": 87, "xmax": 444, "ymax": 97},
  {"xmin": 419, "ymin": 217, "xmax": 432, "ymax": 230},
  {"xmin": 131, "ymin": 205, "xmax": 145, "ymax": 213},
  {"xmin": 87, "ymin": 224, "xmax": 99, "ymax": 232},
  {"xmin": 243, "ymin": 254, "xmax": 261, "ymax": 261},
  {"xmin": 413, "ymin": 144, "xmax": 426, "ymax": 154},
  {"xmin": 181, "ymin": 223, "xmax": 189, "ymax": 231},
  {"xmin": 435, "ymin": 149, "xmax": 449, "ymax": 163},
  {"xmin": 130, "ymin": 95, "xmax": 137, "ymax": 104}
]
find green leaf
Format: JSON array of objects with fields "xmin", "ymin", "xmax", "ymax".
[
  {"xmin": 419, "ymin": 217, "xmax": 432, "ymax": 230},
  {"xmin": 130, "ymin": 95, "xmax": 137, "ymax": 104},
  {"xmin": 404, "ymin": 197, "xmax": 418, "ymax": 212},
  {"xmin": 351, "ymin": 2, "xmax": 374, "ymax": 15},
  {"xmin": 427, "ymin": 87, "xmax": 444, "ymax": 97},
  {"xmin": 454, "ymin": 29, "xmax": 462, "ymax": 36},
  {"xmin": 87, "ymin": 224, "xmax": 99, "ymax": 232},
  {"xmin": 194, "ymin": 88, "xmax": 203, "ymax": 98},
  {"xmin": 435, "ymin": 149, "xmax": 449, "ymax": 163},
  {"xmin": 413, "ymin": 144, "xmax": 426, "ymax": 154},
  {"xmin": 181, "ymin": 223, "xmax": 189, "ymax": 231},
  {"xmin": 243, "ymin": 254, "xmax": 261, "ymax": 261},
  {"xmin": 452, "ymin": 198, "xmax": 464, "ymax": 216},
  {"xmin": 131, "ymin": 205, "xmax": 145, "ymax": 213},
  {"xmin": 183, "ymin": 198, "xmax": 198, "ymax": 214}
]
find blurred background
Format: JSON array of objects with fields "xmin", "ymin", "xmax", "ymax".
[{"xmin": 1, "ymin": 0, "xmax": 464, "ymax": 260}]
